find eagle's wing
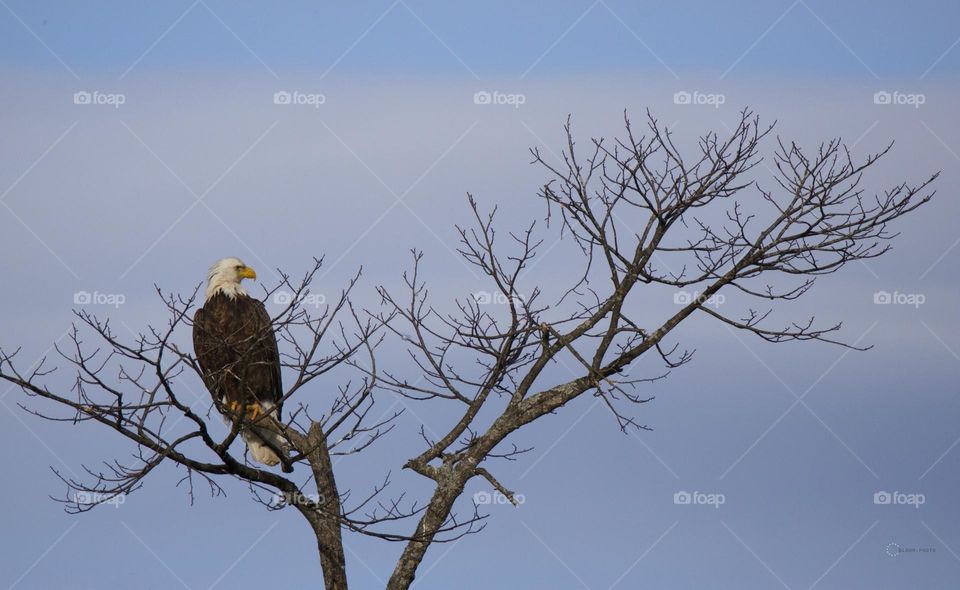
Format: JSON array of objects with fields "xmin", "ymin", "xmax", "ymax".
[
  {"xmin": 192, "ymin": 306, "xmax": 228, "ymax": 404},
  {"xmin": 193, "ymin": 296, "xmax": 283, "ymax": 418},
  {"xmin": 249, "ymin": 299, "xmax": 283, "ymax": 418}
]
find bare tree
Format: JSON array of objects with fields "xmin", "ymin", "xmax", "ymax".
[
  {"xmin": 0, "ymin": 110, "xmax": 937, "ymax": 589},
  {"xmin": 0, "ymin": 262, "xmax": 483, "ymax": 590}
]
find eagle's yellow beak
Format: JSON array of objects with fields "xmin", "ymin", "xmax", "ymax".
[{"xmin": 238, "ymin": 266, "xmax": 257, "ymax": 280}]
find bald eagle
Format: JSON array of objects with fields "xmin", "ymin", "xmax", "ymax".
[{"xmin": 192, "ymin": 257, "xmax": 291, "ymax": 472}]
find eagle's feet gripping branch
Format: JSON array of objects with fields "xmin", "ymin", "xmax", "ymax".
[{"xmin": 227, "ymin": 400, "xmax": 264, "ymax": 421}]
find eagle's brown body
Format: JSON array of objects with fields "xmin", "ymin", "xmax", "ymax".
[
  {"xmin": 193, "ymin": 292, "xmax": 282, "ymax": 415},
  {"xmin": 193, "ymin": 288, "xmax": 290, "ymax": 471}
]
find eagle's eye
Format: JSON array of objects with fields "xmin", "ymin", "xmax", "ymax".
[{"xmin": 235, "ymin": 265, "xmax": 242, "ymax": 270}]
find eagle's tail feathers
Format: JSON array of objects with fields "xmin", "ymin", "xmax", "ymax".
[
  {"xmin": 244, "ymin": 413, "xmax": 293, "ymax": 472},
  {"xmin": 245, "ymin": 435, "xmax": 283, "ymax": 467}
]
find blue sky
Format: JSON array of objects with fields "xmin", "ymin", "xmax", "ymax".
[
  {"xmin": 1, "ymin": 1, "xmax": 959, "ymax": 589},
  {"xmin": 1, "ymin": 1, "xmax": 959, "ymax": 79}
]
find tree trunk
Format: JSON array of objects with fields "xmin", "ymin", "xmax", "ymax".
[
  {"xmin": 303, "ymin": 424, "xmax": 348, "ymax": 590},
  {"xmin": 315, "ymin": 522, "xmax": 347, "ymax": 590},
  {"xmin": 386, "ymin": 474, "xmax": 468, "ymax": 590}
]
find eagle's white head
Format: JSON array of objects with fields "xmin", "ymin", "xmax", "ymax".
[{"xmin": 205, "ymin": 257, "xmax": 257, "ymax": 300}]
